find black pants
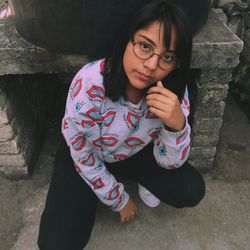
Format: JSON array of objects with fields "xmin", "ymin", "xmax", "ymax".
[{"xmin": 38, "ymin": 139, "xmax": 205, "ymax": 250}]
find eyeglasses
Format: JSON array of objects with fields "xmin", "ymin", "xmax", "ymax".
[{"xmin": 131, "ymin": 39, "xmax": 180, "ymax": 71}]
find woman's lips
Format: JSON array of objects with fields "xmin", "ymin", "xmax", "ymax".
[{"xmin": 136, "ymin": 71, "xmax": 153, "ymax": 81}]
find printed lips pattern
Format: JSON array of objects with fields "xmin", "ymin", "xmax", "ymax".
[
  {"xmin": 80, "ymin": 152, "xmax": 96, "ymax": 166},
  {"xmin": 181, "ymin": 144, "xmax": 190, "ymax": 160},
  {"xmin": 100, "ymin": 59, "xmax": 105, "ymax": 75},
  {"xmin": 111, "ymin": 195, "xmax": 123, "ymax": 210},
  {"xmin": 85, "ymin": 109, "xmax": 116, "ymax": 127},
  {"xmin": 176, "ymin": 128, "xmax": 188, "ymax": 145},
  {"xmin": 92, "ymin": 178, "xmax": 105, "ymax": 190},
  {"xmin": 107, "ymin": 185, "xmax": 120, "ymax": 200},
  {"xmin": 71, "ymin": 136, "xmax": 86, "ymax": 151},
  {"xmin": 81, "ymin": 119, "xmax": 96, "ymax": 129},
  {"xmin": 168, "ymin": 164, "xmax": 177, "ymax": 170},
  {"xmin": 102, "ymin": 111, "xmax": 116, "ymax": 127},
  {"xmin": 92, "ymin": 138, "xmax": 102, "ymax": 148},
  {"xmin": 148, "ymin": 130, "xmax": 160, "ymax": 139},
  {"xmin": 86, "ymin": 108, "xmax": 103, "ymax": 123},
  {"xmin": 125, "ymin": 137, "xmax": 145, "ymax": 147},
  {"xmin": 183, "ymin": 97, "xmax": 190, "ymax": 112},
  {"xmin": 72, "ymin": 78, "xmax": 82, "ymax": 97},
  {"xmin": 63, "ymin": 119, "xmax": 68, "ymax": 129},
  {"xmin": 114, "ymin": 153, "xmax": 128, "ymax": 161},
  {"xmin": 145, "ymin": 110, "xmax": 158, "ymax": 119},
  {"xmin": 101, "ymin": 136, "xmax": 119, "ymax": 147},
  {"xmin": 127, "ymin": 112, "xmax": 141, "ymax": 129},
  {"xmin": 87, "ymin": 86, "xmax": 105, "ymax": 100}
]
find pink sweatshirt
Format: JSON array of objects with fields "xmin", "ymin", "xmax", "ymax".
[{"xmin": 62, "ymin": 59, "xmax": 191, "ymax": 212}]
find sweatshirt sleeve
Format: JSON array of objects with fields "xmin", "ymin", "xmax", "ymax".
[
  {"xmin": 153, "ymin": 87, "xmax": 191, "ymax": 170},
  {"xmin": 62, "ymin": 61, "xmax": 129, "ymax": 212}
]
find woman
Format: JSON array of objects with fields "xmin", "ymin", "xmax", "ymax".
[{"xmin": 38, "ymin": 1, "xmax": 205, "ymax": 249}]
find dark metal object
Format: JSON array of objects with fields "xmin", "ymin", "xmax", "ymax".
[
  {"xmin": 210, "ymin": 0, "xmax": 250, "ymax": 23},
  {"xmin": 8, "ymin": 0, "xmax": 209, "ymax": 56}
]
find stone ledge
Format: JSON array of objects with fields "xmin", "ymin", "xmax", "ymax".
[
  {"xmin": 193, "ymin": 118, "xmax": 223, "ymax": 134},
  {"xmin": 194, "ymin": 101, "xmax": 226, "ymax": 118},
  {"xmin": 191, "ymin": 134, "xmax": 219, "ymax": 147},
  {"xmin": 197, "ymin": 68, "xmax": 233, "ymax": 87},
  {"xmin": 0, "ymin": 123, "xmax": 14, "ymax": 142},
  {"xmin": 0, "ymin": 107, "xmax": 9, "ymax": 124},
  {"xmin": 190, "ymin": 146, "xmax": 217, "ymax": 158},
  {"xmin": 0, "ymin": 11, "xmax": 243, "ymax": 76},
  {"xmin": 196, "ymin": 85, "xmax": 229, "ymax": 104},
  {"xmin": 0, "ymin": 154, "xmax": 26, "ymax": 167},
  {"xmin": 0, "ymin": 164, "xmax": 28, "ymax": 178},
  {"xmin": 0, "ymin": 139, "xmax": 19, "ymax": 154},
  {"xmin": 189, "ymin": 157, "xmax": 214, "ymax": 170}
]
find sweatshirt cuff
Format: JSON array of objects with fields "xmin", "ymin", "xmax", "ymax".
[
  {"xmin": 111, "ymin": 190, "xmax": 130, "ymax": 212},
  {"xmin": 161, "ymin": 117, "xmax": 190, "ymax": 146}
]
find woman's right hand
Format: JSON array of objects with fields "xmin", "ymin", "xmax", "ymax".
[{"xmin": 119, "ymin": 198, "xmax": 138, "ymax": 223}]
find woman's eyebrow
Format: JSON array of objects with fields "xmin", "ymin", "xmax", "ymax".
[
  {"xmin": 137, "ymin": 35, "xmax": 156, "ymax": 46},
  {"xmin": 137, "ymin": 34, "xmax": 176, "ymax": 53}
]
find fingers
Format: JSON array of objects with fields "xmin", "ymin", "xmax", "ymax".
[
  {"xmin": 125, "ymin": 209, "xmax": 137, "ymax": 223},
  {"xmin": 148, "ymin": 81, "xmax": 177, "ymax": 99},
  {"xmin": 146, "ymin": 93, "xmax": 174, "ymax": 107},
  {"xmin": 120, "ymin": 207, "xmax": 138, "ymax": 224},
  {"xmin": 157, "ymin": 81, "xmax": 163, "ymax": 87},
  {"xmin": 121, "ymin": 215, "xmax": 135, "ymax": 223},
  {"xmin": 148, "ymin": 106, "xmax": 168, "ymax": 120},
  {"xmin": 120, "ymin": 215, "xmax": 135, "ymax": 223}
]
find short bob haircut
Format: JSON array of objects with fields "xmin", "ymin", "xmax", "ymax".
[{"xmin": 103, "ymin": 0, "xmax": 192, "ymax": 102}]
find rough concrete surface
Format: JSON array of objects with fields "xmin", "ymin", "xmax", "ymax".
[{"xmin": 1, "ymin": 94, "xmax": 250, "ymax": 250}]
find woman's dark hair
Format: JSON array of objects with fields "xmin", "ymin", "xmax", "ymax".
[{"xmin": 103, "ymin": 0, "xmax": 192, "ymax": 102}]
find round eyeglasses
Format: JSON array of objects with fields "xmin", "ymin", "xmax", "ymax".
[{"xmin": 131, "ymin": 39, "xmax": 180, "ymax": 71}]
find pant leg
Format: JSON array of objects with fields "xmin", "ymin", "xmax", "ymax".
[
  {"xmin": 138, "ymin": 161, "xmax": 206, "ymax": 208},
  {"xmin": 106, "ymin": 143, "xmax": 205, "ymax": 208},
  {"xmin": 38, "ymin": 139, "xmax": 98, "ymax": 250}
]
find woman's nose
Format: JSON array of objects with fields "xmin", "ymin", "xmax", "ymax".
[{"xmin": 143, "ymin": 54, "xmax": 159, "ymax": 70}]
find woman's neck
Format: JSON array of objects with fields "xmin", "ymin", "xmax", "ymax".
[{"xmin": 125, "ymin": 85, "xmax": 145, "ymax": 104}]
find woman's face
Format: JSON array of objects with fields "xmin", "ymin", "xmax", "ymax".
[{"xmin": 123, "ymin": 21, "xmax": 177, "ymax": 99}]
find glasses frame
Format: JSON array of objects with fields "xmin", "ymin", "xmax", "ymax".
[{"xmin": 131, "ymin": 38, "xmax": 180, "ymax": 71}]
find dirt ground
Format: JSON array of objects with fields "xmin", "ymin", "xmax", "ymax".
[{"xmin": 0, "ymin": 130, "xmax": 58, "ymax": 250}]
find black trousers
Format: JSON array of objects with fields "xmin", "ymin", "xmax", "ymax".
[{"xmin": 38, "ymin": 139, "xmax": 205, "ymax": 250}]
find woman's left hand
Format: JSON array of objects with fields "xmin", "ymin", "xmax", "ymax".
[{"xmin": 146, "ymin": 81, "xmax": 185, "ymax": 132}]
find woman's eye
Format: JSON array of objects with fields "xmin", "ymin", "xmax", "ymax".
[
  {"xmin": 139, "ymin": 42, "xmax": 151, "ymax": 51},
  {"xmin": 162, "ymin": 54, "xmax": 175, "ymax": 63}
]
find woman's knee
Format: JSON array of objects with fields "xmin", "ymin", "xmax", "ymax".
[
  {"xmin": 178, "ymin": 169, "xmax": 206, "ymax": 208},
  {"xmin": 186, "ymin": 171, "xmax": 205, "ymax": 207},
  {"xmin": 165, "ymin": 164, "xmax": 206, "ymax": 208},
  {"xmin": 38, "ymin": 209, "xmax": 93, "ymax": 250}
]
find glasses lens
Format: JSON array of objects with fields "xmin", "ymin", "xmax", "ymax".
[
  {"xmin": 159, "ymin": 56, "xmax": 179, "ymax": 71},
  {"xmin": 133, "ymin": 42, "xmax": 153, "ymax": 59}
]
